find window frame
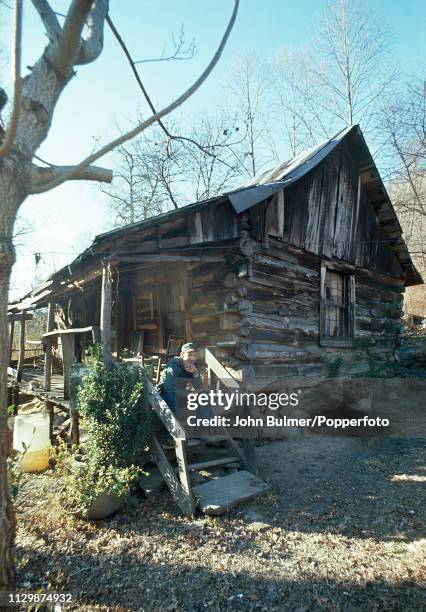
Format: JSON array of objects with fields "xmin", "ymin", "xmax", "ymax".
[{"xmin": 319, "ymin": 260, "xmax": 355, "ymax": 347}]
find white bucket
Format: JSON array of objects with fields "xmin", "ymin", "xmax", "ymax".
[{"xmin": 13, "ymin": 413, "xmax": 50, "ymax": 472}]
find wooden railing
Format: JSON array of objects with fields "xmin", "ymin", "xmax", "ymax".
[
  {"xmin": 204, "ymin": 346, "xmax": 256, "ymax": 472},
  {"xmin": 144, "ymin": 348, "xmax": 257, "ymax": 515},
  {"xmin": 145, "ymin": 378, "xmax": 194, "ymax": 515},
  {"xmin": 205, "ymin": 346, "xmax": 240, "ymax": 389}
]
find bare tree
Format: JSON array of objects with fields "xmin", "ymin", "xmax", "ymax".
[
  {"xmin": 100, "ymin": 143, "xmax": 142, "ymax": 225},
  {"xmin": 100, "ymin": 133, "xmax": 181, "ymax": 226},
  {"xmin": 0, "ymin": 0, "xmax": 239, "ymax": 589},
  {"xmin": 227, "ymin": 51, "xmax": 271, "ymax": 177},
  {"xmin": 382, "ymin": 78, "xmax": 426, "ymax": 314},
  {"xmin": 179, "ymin": 113, "xmax": 243, "ymax": 200},
  {"xmin": 382, "ymin": 79, "xmax": 426, "ymax": 214},
  {"xmin": 307, "ymin": 0, "xmax": 395, "ymax": 137},
  {"xmin": 103, "ymin": 112, "xmax": 246, "ymax": 223},
  {"xmin": 272, "ymin": 49, "xmax": 330, "ymax": 157}
]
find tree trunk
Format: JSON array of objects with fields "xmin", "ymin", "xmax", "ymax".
[
  {"xmin": 0, "ymin": 226, "xmax": 17, "ymax": 590},
  {"xmin": 0, "ymin": 0, "xmax": 238, "ymax": 589}
]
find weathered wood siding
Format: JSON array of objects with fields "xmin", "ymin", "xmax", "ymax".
[{"xmin": 249, "ymin": 141, "xmax": 402, "ymax": 280}]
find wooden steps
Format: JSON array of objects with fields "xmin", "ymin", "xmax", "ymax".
[
  {"xmin": 187, "ymin": 456, "xmax": 240, "ymax": 471},
  {"xmin": 145, "ymin": 346, "xmax": 268, "ymax": 516}
]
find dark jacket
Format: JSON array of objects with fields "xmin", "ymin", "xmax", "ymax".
[{"xmin": 158, "ymin": 356, "xmax": 203, "ymax": 413}]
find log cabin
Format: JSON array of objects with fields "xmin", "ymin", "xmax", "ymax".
[{"xmin": 8, "ymin": 125, "xmax": 423, "ymax": 394}]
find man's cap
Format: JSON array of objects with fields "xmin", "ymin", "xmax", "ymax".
[{"xmin": 181, "ymin": 342, "xmax": 197, "ymax": 353}]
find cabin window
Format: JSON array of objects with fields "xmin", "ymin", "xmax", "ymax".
[{"xmin": 320, "ymin": 263, "xmax": 355, "ymax": 346}]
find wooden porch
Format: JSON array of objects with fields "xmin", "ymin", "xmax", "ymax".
[
  {"xmin": 8, "ymin": 322, "xmax": 267, "ymax": 516},
  {"xmin": 16, "ymin": 364, "xmax": 66, "ymax": 399}
]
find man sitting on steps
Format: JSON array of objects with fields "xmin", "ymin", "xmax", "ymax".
[{"xmin": 158, "ymin": 342, "xmax": 203, "ymax": 416}]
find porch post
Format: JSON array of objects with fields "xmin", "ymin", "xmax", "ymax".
[
  {"xmin": 43, "ymin": 301, "xmax": 54, "ymax": 391},
  {"xmin": 61, "ymin": 334, "xmax": 75, "ymax": 401},
  {"xmin": 17, "ymin": 312, "xmax": 26, "ymax": 382},
  {"xmin": 8, "ymin": 320, "xmax": 15, "ymax": 366},
  {"xmin": 100, "ymin": 263, "xmax": 113, "ymax": 365}
]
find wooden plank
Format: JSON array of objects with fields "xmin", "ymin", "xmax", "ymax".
[
  {"xmin": 182, "ymin": 266, "xmax": 193, "ymax": 343},
  {"xmin": 242, "ymin": 439, "xmax": 257, "ymax": 474},
  {"xmin": 188, "ymin": 211, "xmax": 204, "ymax": 244},
  {"xmin": 61, "ymin": 334, "xmax": 75, "ymax": 401},
  {"xmin": 8, "ymin": 320, "xmax": 14, "ymax": 365},
  {"xmin": 333, "ymin": 142, "xmax": 359, "ymax": 261},
  {"xmin": 349, "ymin": 273, "xmax": 356, "ymax": 339},
  {"xmin": 205, "ymin": 347, "xmax": 239, "ymax": 390},
  {"xmin": 175, "ymin": 439, "xmax": 192, "ymax": 499},
  {"xmin": 43, "ymin": 301, "xmax": 54, "ymax": 392},
  {"xmin": 45, "ymin": 400, "xmax": 54, "ymax": 444},
  {"xmin": 205, "ymin": 369, "xmax": 246, "ymax": 463},
  {"xmin": 8, "ymin": 313, "xmax": 33, "ymax": 322},
  {"xmin": 146, "ymin": 378, "xmax": 186, "ymax": 439},
  {"xmin": 16, "ymin": 387, "xmax": 70, "ymax": 411},
  {"xmin": 100, "ymin": 264, "xmax": 112, "ymax": 365},
  {"xmin": 17, "ymin": 315, "xmax": 26, "ymax": 382},
  {"xmin": 265, "ymin": 189, "xmax": 284, "ymax": 238},
  {"xmin": 119, "ymin": 254, "xmax": 224, "ymax": 264},
  {"xmin": 187, "ymin": 456, "xmax": 240, "ymax": 471},
  {"xmin": 43, "ymin": 326, "xmax": 94, "ymax": 338},
  {"xmin": 150, "ymin": 436, "xmax": 194, "ymax": 515}
]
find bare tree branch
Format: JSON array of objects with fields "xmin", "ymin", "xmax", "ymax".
[
  {"xmin": 106, "ymin": 14, "xmax": 228, "ymax": 162},
  {"xmin": 32, "ymin": 0, "xmax": 107, "ymax": 68},
  {"xmin": 134, "ymin": 24, "xmax": 196, "ymax": 64},
  {"xmin": 30, "ymin": 164, "xmax": 113, "ymax": 191},
  {"xmin": 30, "ymin": 0, "xmax": 239, "ymax": 193},
  {"xmin": 76, "ymin": 0, "xmax": 109, "ymax": 65},
  {"xmin": 46, "ymin": 0, "xmax": 97, "ymax": 78},
  {"xmin": 0, "ymin": 0, "xmax": 23, "ymax": 160},
  {"xmin": 31, "ymin": 0, "xmax": 61, "ymax": 42}
]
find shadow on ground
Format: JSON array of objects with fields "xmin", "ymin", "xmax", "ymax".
[
  {"xmin": 255, "ymin": 436, "xmax": 425, "ymax": 542},
  {"xmin": 14, "ymin": 436, "xmax": 425, "ymax": 611}
]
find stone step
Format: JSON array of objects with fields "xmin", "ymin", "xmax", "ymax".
[
  {"xmin": 193, "ymin": 470, "xmax": 270, "ymax": 515},
  {"xmin": 187, "ymin": 456, "xmax": 240, "ymax": 471}
]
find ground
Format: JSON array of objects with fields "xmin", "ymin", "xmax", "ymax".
[{"xmin": 14, "ymin": 436, "xmax": 426, "ymax": 611}]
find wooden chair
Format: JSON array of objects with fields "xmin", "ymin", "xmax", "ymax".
[
  {"xmin": 166, "ymin": 335, "xmax": 184, "ymax": 358},
  {"xmin": 152, "ymin": 335, "xmax": 184, "ymax": 384}
]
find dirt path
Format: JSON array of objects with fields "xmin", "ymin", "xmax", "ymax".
[{"xmin": 15, "ymin": 436, "xmax": 425, "ymax": 611}]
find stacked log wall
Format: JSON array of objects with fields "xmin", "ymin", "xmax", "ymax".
[{"xmin": 195, "ymin": 240, "xmax": 406, "ymax": 381}]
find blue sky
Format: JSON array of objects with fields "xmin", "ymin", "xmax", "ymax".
[{"xmin": 1, "ymin": 0, "xmax": 425, "ymax": 298}]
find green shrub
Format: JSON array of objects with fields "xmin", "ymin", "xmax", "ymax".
[
  {"xmin": 55, "ymin": 442, "xmax": 139, "ymax": 516},
  {"xmin": 57, "ymin": 347, "xmax": 153, "ymax": 514},
  {"xmin": 78, "ymin": 349, "xmax": 153, "ymax": 469}
]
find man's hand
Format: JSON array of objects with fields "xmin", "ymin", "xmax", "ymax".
[{"xmin": 184, "ymin": 363, "xmax": 199, "ymax": 376}]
